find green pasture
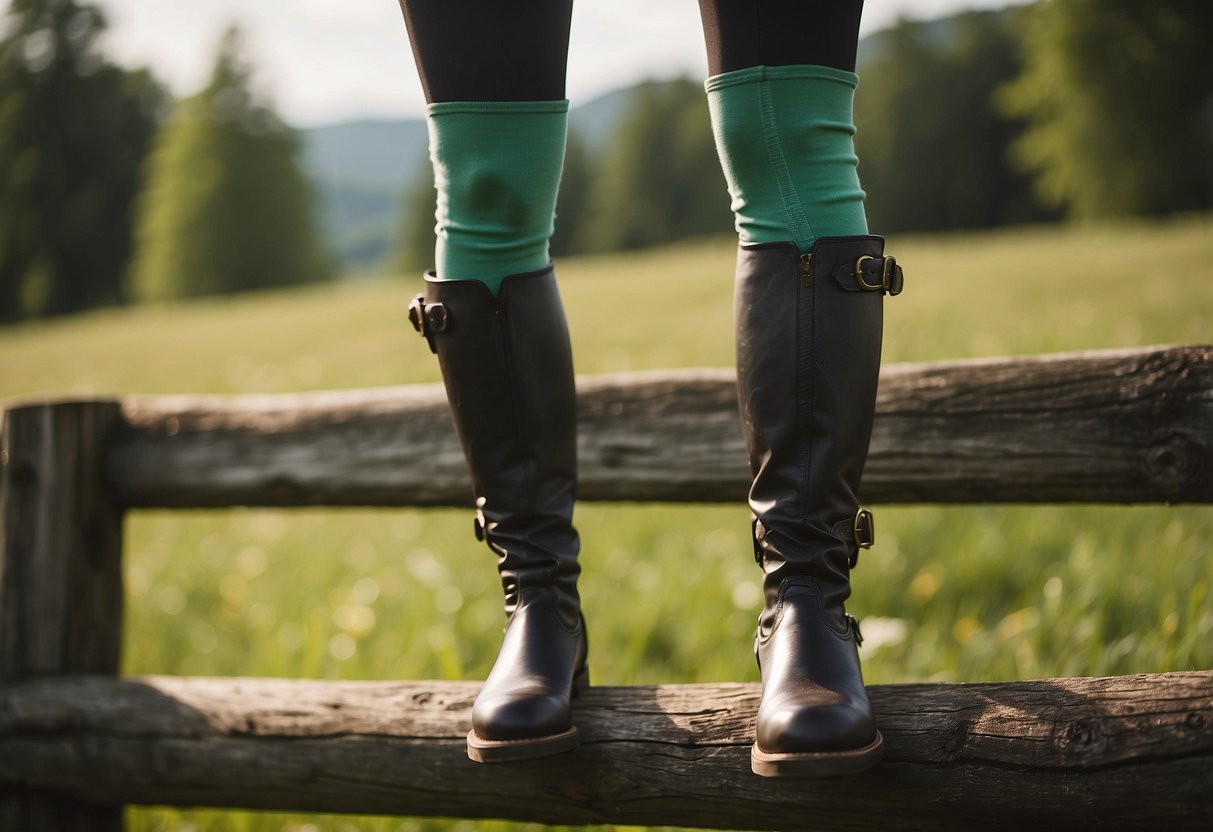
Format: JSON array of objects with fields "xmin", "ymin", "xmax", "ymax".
[{"xmin": 2, "ymin": 216, "xmax": 1211, "ymax": 832}]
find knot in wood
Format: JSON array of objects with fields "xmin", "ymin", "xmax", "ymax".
[
  {"xmin": 1144, "ymin": 433, "xmax": 1207, "ymax": 495},
  {"xmin": 1060, "ymin": 718, "xmax": 1105, "ymax": 752},
  {"xmin": 943, "ymin": 720, "xmax": 969, "ymax": 755}
]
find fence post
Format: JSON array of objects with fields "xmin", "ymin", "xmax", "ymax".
[{"xmin": 1, "ymin": 401, "xmax": 126, "ymax": 831}]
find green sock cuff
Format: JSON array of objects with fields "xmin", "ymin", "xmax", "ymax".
[
  {"xmin": 705, "ymin": 64, "xmax": 867, "ymax": 251},
  {"xmin": 703, "ymin": 64, "xmax": 858, "ymax": 93},
  {"xmin": 426, "ymin": 100, "xmax": 569, "ymax": 293},
  {"xmin": 427, "ymin": 99, "xmax": 570, "ymax": 117}
]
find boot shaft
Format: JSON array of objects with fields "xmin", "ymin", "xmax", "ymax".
[
  {"xmin": 735, "ymin": 236, "xmax": 901, "ymax": 606},
  {"xmin": 735, "ymin": 236, "xmax": 895, "ymax": 543},
  {"xmin": 410, "ymin": 266, "xmax": 580, "ymax": 622}
]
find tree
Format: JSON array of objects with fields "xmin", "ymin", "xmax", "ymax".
[
  {"xmin": 578, "ymin": 79, "xmax": 732, "ymax": 252},
  {"xmin": 549, "ymin": 127, "xmax": 592, "ymax": 257},
  {"xmin": 1001, "ymin": 0, "xmax": 1213, "ymax": 219},
  {"xmin": 392, "ymin": 151, "xmax": 435, "ymax": 275},
  {"xmin": 129, "ymin": 26, "xmax": 329, "ymax": 301},
  {"xmin": 854, "ymin": 10, "xmax": 1051, "ymax": 233},
  {"xmin": 0, "ymin": 0, "xmax": 163, "ymax": 321}
]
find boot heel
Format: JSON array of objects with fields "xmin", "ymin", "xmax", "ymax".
[{"xmin": 571, "ymin": 666, "xmax": 590, "ymax": 697}]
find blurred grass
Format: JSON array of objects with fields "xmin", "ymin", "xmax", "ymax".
[{"xmin": 2, "ymin": 215, "xmax": 1211, "ymax": 832}]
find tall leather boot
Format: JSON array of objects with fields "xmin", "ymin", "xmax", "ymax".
[
  {"xmin": 409, "ymin": 265, "xmax": 588, "ymax": 763},
  {"xmin": 735, "ymin": 236, "xmax": 903, "ymax": 777}
]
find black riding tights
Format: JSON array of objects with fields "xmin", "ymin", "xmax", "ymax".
[{"xmin": 397, "ymin": 1, "xmax": 865, "ymax": 103}]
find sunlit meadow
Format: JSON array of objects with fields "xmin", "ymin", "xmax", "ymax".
[{"xmin": 2, "ymin": 216, "xmax": 1211, "ymax": 831}]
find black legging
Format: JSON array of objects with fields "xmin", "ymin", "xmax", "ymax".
[{"xmin": 397, "ymin": 1, "xmax": 865, "ymax": 103}]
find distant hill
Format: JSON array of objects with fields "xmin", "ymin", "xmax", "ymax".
[{"xmin": 299, "ymin": 120, "xmax": 423, "ymax": 271}]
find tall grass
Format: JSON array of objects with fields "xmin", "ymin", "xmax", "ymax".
[{"xmin": 2, "ymin": 216, "xmax": 1211, "ymax": 832}]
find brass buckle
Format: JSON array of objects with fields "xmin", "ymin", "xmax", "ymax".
[
  {"xmin": 854, "ymin": 256, "xmax": 882, "ymax": 291},
  {"xmin": 854, "ymin": 255, "xmax": 901, "ymax": 294},
  {"xmin": 853, "ymin": 508, "xmax": 875, "ymax": 548}
]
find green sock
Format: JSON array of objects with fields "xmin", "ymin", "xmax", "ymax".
[
  {"xmin": 705, "ymin": 64, "xmax": 868, "ymax": 251},
  {"xmin": 426, "ymin": 100, "xmax": 568, "ymax": 294}
]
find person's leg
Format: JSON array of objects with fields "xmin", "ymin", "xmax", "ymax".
[
  {"xmin": 697, "ymin": 0, "xmax": 863, "ymax": 77},
  {"xmin": 699, "ymin": 0, "xmax": 868, "ymax": 252},
  {"xmin": 399, "ymin": 2, "xmax": 572, "ymax": 103},
  {"xmin": 399, "ymin": 1, "xmax": 586, "ymax": 764},
  {"xmin": 398, "ymin": 0, "xmax": 574, "ymax": 293},
  {"xmin": 697, "ymin": 0, "xmax": 903, "ymax": 777}
]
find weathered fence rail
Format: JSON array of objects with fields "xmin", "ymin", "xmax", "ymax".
[
  {"xmin": 3, "ymin": 672, "xmax": 1211, "ymax": 831},
  {"xmin": 106, "ymin": 344, "xmax": 1212, "ymax": 507},
  {"xmin": 2, "ymin": 343, "xmax": 1211, "ymax": 831}
]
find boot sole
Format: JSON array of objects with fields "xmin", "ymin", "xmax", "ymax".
[
  {"xmin": 467, "ymin": 725, "xmax": 580, "ymax": 763},
  {"xmin": 751, "ymin": 730, "xmax": 884, "ymax": 777},
  {"xmin": 466, "ymin": 666, "xmax": 589, "ymax": 763}
]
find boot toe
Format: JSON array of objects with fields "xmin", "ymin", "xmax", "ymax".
[
  {"xmin": 757, "ymin": 698, "xmax": 878, "ymax": 755},
  {"xmin": 472, "ymin": 688, "xmax": 571, "ymax": 742}
]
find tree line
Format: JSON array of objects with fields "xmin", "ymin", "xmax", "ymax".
[
  {"xmin": 2, "ymin": 0, "xmax": 1210, "ymax": 322},
  {"xmin": 0, "ymin": 0, "xmax": 328, "ymax": 323}
]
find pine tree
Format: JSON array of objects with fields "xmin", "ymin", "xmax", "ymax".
[
  {"xmin": 1002, "ymin": 0, "xmax": 1213, "ymax": 219},
  {"xmin": 0, "ymin": 0, "xmax": 162, "ymax": 321},
  {"xmin": 129, "ymin": 26, "xmax": 330, "ymax": 300}
]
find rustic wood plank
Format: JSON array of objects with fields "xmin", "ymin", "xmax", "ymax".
[
  {"xmin": 1, "ymin": 673, "xmax": 1209, "ymax": 831},
  {"xmin": 0, "ymin": 402, "xmax": 127, "ymax": 830},
  {"xmin": 0, "ymin": 402, "xmax": 127, "ymax": 678},
  {"xmin": 97, "ymin": 345, "xmax": 1212, "ymax": 508}
]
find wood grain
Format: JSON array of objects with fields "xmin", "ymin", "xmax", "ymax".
[
  {"xmin": 0, "ymin": 402, "xmax": 126, "ymax": 830},
  {"xmin": 2, "ymin": 672, "xmax": 1210, "ymax": 830},
  {"xmin": 96, "ymin": 344, "xmax": 1212, "ymax": 508}
]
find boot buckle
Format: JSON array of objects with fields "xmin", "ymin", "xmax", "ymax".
[
  {"xmin": 408, "ymin": 294, "xmax": 448, "ymax": 354},
  {"xmin": 854, "ymin": 255, "xmax": 904, "ymax": 296},
  {"xmin": 852, "ymin": 508, "xmax": 875, "ymax": 567}
]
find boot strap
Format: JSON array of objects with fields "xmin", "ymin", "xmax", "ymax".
[
  {"xmin": 830, "ymin": 255, "xmax": 904, "ymax": 296},
  {"xmin": 753, "ymin": 513, "xmax": 874, "ymax": 568},
  {"xmin": 408, "ymin": 293, "xmax": 449, "ymax": 354}
]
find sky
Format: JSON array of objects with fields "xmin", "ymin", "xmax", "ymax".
[{"xmin": 7, "ymin": 0, "xmax": 1032, "ymax": 126}]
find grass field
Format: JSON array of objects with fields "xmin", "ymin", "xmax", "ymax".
[{"xmin": 2, "ymin": 216, "xmax": 1212, "ymax": 832}]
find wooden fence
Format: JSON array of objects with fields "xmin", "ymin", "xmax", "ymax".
[{"xmin": 1, "ymin": 344, "xmax": 1211, "ymax": 831}]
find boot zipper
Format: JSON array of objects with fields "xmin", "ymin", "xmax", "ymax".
[{"xmin": 799, "ymin": 253, "xmax": 813, "ymax": 287}]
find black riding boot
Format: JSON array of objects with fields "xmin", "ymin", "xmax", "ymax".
[
  {"xmin": 409, "ymin": 266, "xmax": 588, "ymax": 763},
  {"xmin": 735, "ymin": 236, "xmax": 902, "ymax": 777}
]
